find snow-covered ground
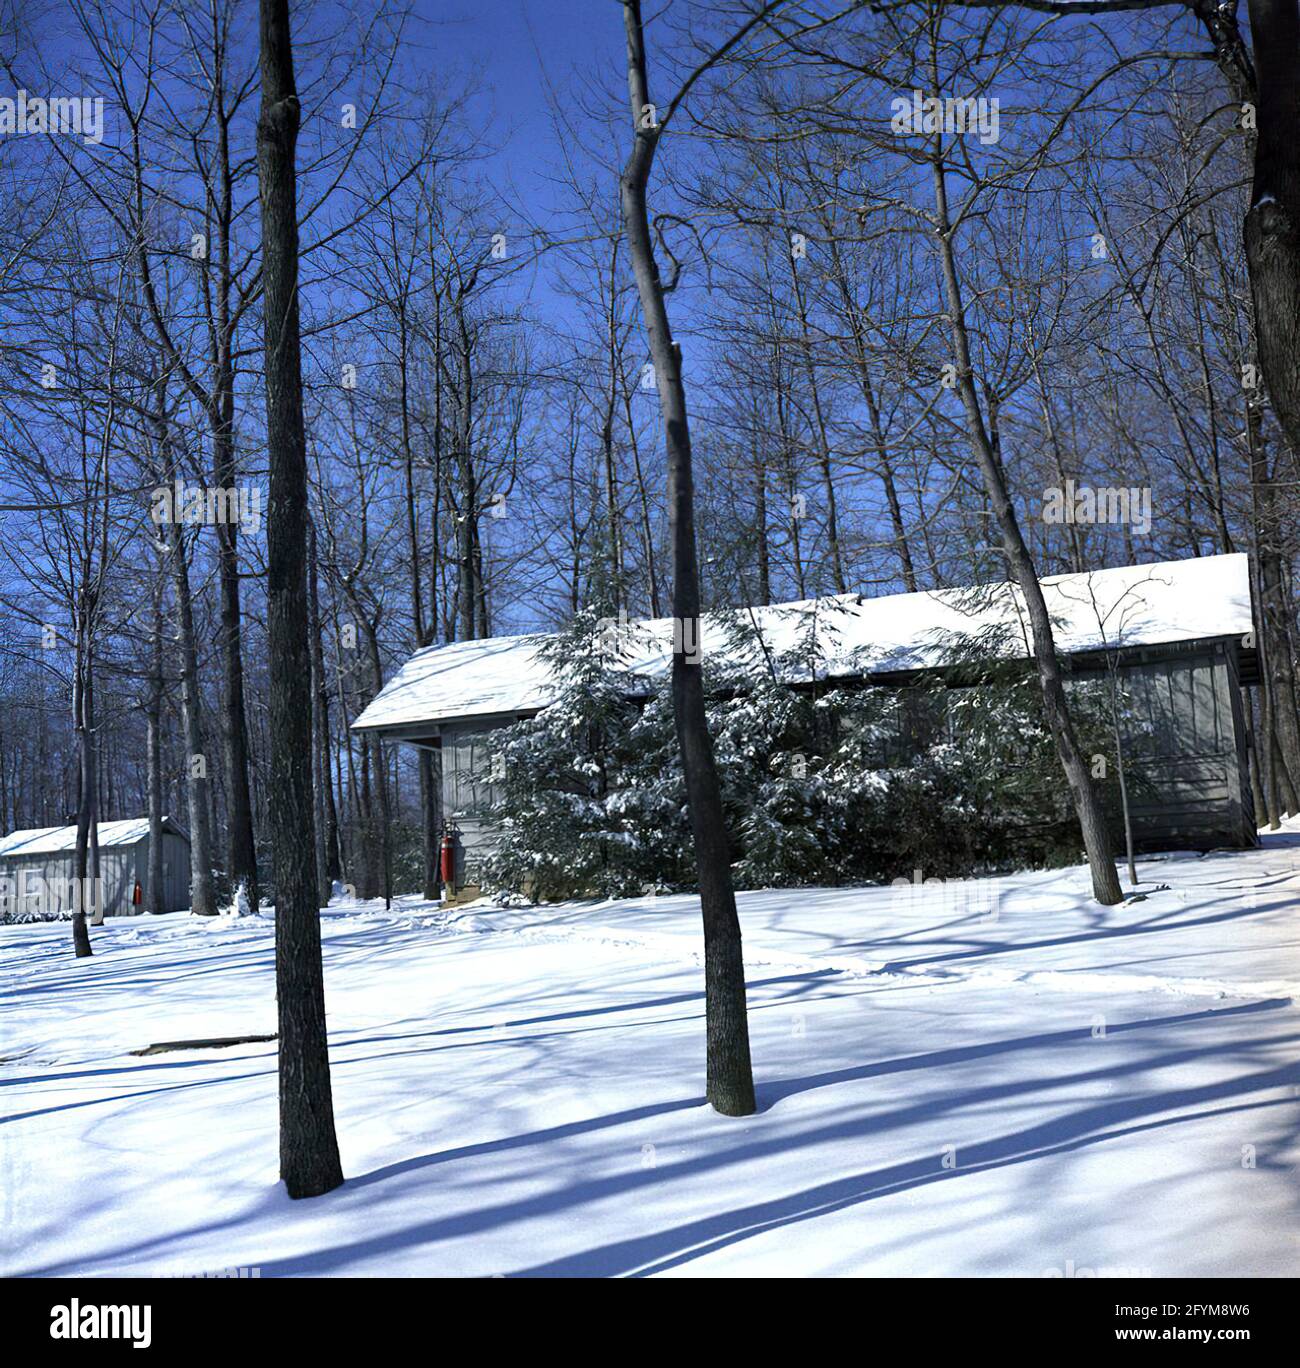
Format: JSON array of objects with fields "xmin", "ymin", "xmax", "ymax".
[{"xmin": 3, "ymin": 828, "xmax": 1299, "ymax": 1278}]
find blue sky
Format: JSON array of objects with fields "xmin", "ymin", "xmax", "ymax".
[{"xmin": 432, "ymin": 0, "xmax": 629, "ymax": 171}]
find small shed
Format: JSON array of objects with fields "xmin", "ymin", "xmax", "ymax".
[
  {"xmin": 0, "ymin": 817, "xmax": 191, "ymax": 919},
  {"xmin": 352, "ymin": 554, "xmax": 1260, "ymax": 879}
]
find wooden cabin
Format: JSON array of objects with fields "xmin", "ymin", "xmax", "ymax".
[
  {"xmin": 353, "ymin": 554, "xmax": 1259, "ymax": 887},
  {"xmin": 0, "ymin": 817, "xmax": 191, "ymax": 919}
]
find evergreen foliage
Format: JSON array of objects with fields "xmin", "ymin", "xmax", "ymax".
[{"xmin": 481, "ymin": 608, "xmax": 1122, "ymax": 901}]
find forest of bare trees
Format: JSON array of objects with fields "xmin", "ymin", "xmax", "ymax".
[{"xmin": 3, "ymin": 0, "xmax": 1299, "ymax": 1037}]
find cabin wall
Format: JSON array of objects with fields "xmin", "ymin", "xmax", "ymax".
[
  {"xmin": 97, "ymin": 848, "xmax": 136, "ymax": 915},
  {"xmin": 0, "ymin": 832, "xmax": 193, "ymax": 918},
  {"xmin": 439, "ymin": 718, "xmax": 514, "ymax": 883},
  {"xmin": 138, "ymin": 832, "xmax": 193, "ymax": 913},
  {"xmin": 877, "ymin": 642, "xmax": 1256, "ymax": 853},
  {"xmin": 165, "ymin": 832, "xmax": 191, "ymax": 911},
  {"xmin": 0, "ymin": 855, "xmax": 70, "ymax": 917},
  {"xmin": 1089, "ymin": 642, "xmax": 1256, "ymax": 852},
  {"xmin": 0, "ymin": 852, "xmax": 126, "ymax": 917}
]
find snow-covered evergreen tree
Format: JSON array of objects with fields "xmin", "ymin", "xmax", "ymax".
[
  {"xmin": 481, "ymin": 612, "xmax": 693, "ymax": 900},
  {"xmin": 482, "ymin": 605, "xmax": 1123, "ymax": 901}
]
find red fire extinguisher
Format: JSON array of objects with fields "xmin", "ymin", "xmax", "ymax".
[{"xmin": 439, "ymin": 830, "xmax": 456, "ymax": 891}]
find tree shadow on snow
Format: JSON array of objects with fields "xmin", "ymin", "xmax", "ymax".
[{"xmin": 246, "ymin": 997, "xmax": 1296, "ymax": 1277}]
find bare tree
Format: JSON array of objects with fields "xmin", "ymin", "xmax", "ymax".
[
  {"xmin": 928, "ymin": 133, "xmax": 1124, "ymax": 905},
  {"xmin": 257, "ymin": 0, "xmax": 343, "ymax": 1199},
  {"xmin": 617, "ymin": 0, "xmax": 791, "ymax": 1116}
]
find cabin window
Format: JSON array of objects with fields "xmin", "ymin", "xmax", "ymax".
[
  {"xmin": 1112, "ymin": 658, "xmax": 1222, "ymax": 759},
  {"xmin": 443, "ymin": 726, "xmax": 506, "ymax": 817}
]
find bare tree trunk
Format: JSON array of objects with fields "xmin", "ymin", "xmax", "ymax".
[
  {"xmin": 307, "ymin": 519, "xmax": 331, "ymax": 907},
  {"xmin": 602, "ymin": 236, "xmax": 626, "ymax": 612},
  {"xmin": 752, "ymin": 425, "xmax": 771, "ymax": 604},
  {"xmin": 209, "ymin": 11, "xmax": 260, "ymax": 912},
  {"xmin": 621, "ymin": 381, "xmax": 663, "ymax": 616},
  {"xmin": 1247, "ymin": 389, "xmax": 1300, "ymax": 816},
  {"xmin": 215, "ymin": 417, "xmax": 260, "ymax": 907},
  {"xmin": 361, "ymin": 621, "xmax": 394, "ymax": 911},
  {"xmin": 70, "ymin": 616, "xmax": 93, "ymax": 958},
  {"xmin": 1106, "ymin": 666, "xmax": 1138, "ymax": 887},
  {"xmin": 619, "ymin": 0, "xmax": 755, "ymax": 1116},
  {"xmin": 307, "ymin": 571, "xmax": 343, "ymax": 889},
  {"xmin": 147, "ymin": 581, "xmax": 165, "ymax": 916},
  {"xmin": 356, "ymin": 736, "xmax": 378, "ymax": 899},
  {"xmin": 395, "ymin": 322, "xmax": 443, "ymax": 895},
  {"xmin": 1244, "ymin": 687, "xmax": 1267, "ymax": 829},
  {"xmin": 451, "ymin": 295, "xmax": 480, "ymax": 642},
  {"xmin": 332, "ymin": 605, "xmax": 359, "ymax": 884},
  {"xmin": 783, "ymin": 218, "xmax": 847, "ymax": 594},
  {"xmin": 824, "ymin": 230, "xmax": 918, "ymax": 591},
  {"xmin": 324, "ymin": 740, "xmax": 342, "ymax": 884},
  {"xmin": 1271, "ymin": 729, "xmax": 1294, "ymax": 819},
  {"xmin": 87, "ymin": 669, "xmax": 103, "ymax": 929},
  {"xmin": 257, "ymin": 0, "xmax": 344, "ymax": 1200},
  {"xmin": 930, "ymin": 155, "xmax": 1122, "ymax": 905},
  {"xmin": 1258, "ymin": 657, "xmax": 1284, "ymax": 829},
  {"xmin": 1258, "ymin": 545, "xmax": 1300, "ymax": 813},
  {"xmin": 377, "ymin": 737, "xmax": 393, "ymax": 911},
  {"xmin": 419, "ymin": 749, "xmax": 441, "ymax": 900},
  {"xmin": 1245, "ymin": 0, "xmax": 1300, "ymax": 456},
  {"xmin": 162, "ymin": 484, "xmax": 218, "ymax": 918}
]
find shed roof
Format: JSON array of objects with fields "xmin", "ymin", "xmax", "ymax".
[
  {"xmin": 353, "ymin": 553, "xmax": 1254, "ymax": 734},
  {"xmin": 0, "ymin": 816, "xmax": 188, "ymax": 860}
]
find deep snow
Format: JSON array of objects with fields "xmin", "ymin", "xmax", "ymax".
[{"xmin": 2, "ymin": 827, "xmax": 1297, "ymax": 1278}]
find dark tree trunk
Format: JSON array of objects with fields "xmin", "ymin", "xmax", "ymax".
[
  {"xmin": 753, "ymin": 431, "xmax": 771, "ymax": 604},
  {"xmin": 362, "ymin": 623, "xmax": 394, "ymax": 910},
  {"xmin": 1244, "ymin": 687, "xmax": 1268, "ymax": 827},
  {"xmin": 453, "ymin": 298, "xmax": 480, "ymax": 642},
  {"xmin": 1242, "ymin": 0, "xmax": 1300, "ymax": 809},
  {"xmin": 619, "ymin": 0, "xmax": 756, "ymax": 1116},
  {"xmin": 377, "ymin": 738, "xmax": 393, "ymax": 910},
  {"xmin": 602, "ymin": 236, "xmax": 626, "ymax": 613},
  {"xmin": 151, "ymin": 365, "xmax": 216, "ymax": 917},
  {"xmin": 783, "ymin": 223, "xmax": 847, "ymax": 594},
  {"xmin": 622, "ymin": 382, "xmax": 663, "ymax": 616},
  {"xmin": 397, "ymin": 321, "xmax": 442, "ymax": 900},
  {"xmin": 71, "ymin": 620, "xmax": 93, "ymax": 958},
  {"xmin": 207, "ymin": 7, "xmax": 258, "ymax": 909},
  {"xmin": 86, "ymin": 669, "xmax": 104, "ymax": 929},
  {"xmin": 824, "ymin": 229, "xmax": 918, "ymax": 591},
  {"xmin": 307, "ymin": 555, "xmax": 343, "ymax": 888},
  {"xmin": 1106, "ymin": 667, "xmax": 1138, "ymax": 887},
  {"xmin": 356, "ymin": 736, "xmax": 378, "ymax": 899},
  {"xmin": 146, "ymin": 582, "xmax": 165, "ymax": 915},
  {"xmin": 1258, "ymin": 658, "xmax": 1284, "ymax": 828},
  {"xmin": 165, "ymin": 473, "xmax": 217, "ymax": 918},
  {"xmin": 1258, "ymin": 544, "xmax": 1300, "ymax": 814},
  {"xmin": 306, "ymin": 520, "xmax": 332, "ymax": 907},
  {"xmin": 419, "ymin": 748, "xmax": 441, "ymax": 900},
  {"xmin": 257, "ymin": 0, "xmax": 343, "ymax": 1200},
  {"xmin": 1245, "ymin": 0, "xmax": 1300, "ymax": 456},
  {"xmin": 930, "ymin": 156, "xmax": 1122, "ymax": 906},
  {"xmin": 215, "ymin": 417, "xmax": 259, "ymax": 907},
  {"xmin": 1247, "ymin": 388, "xmax": 1300, "ymax": 815}
]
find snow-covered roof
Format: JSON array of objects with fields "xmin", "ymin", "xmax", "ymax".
[
  {"xmin": 0, "ymin": 816, "xmax": 187, "ymax": 859},
  {"xmin": 351, "ymin": 634, "xmax": 562, "ymax": 732},
  {"xmin": 353, "ymin": 553, "xmax": 1254, "ymax": 733}
]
